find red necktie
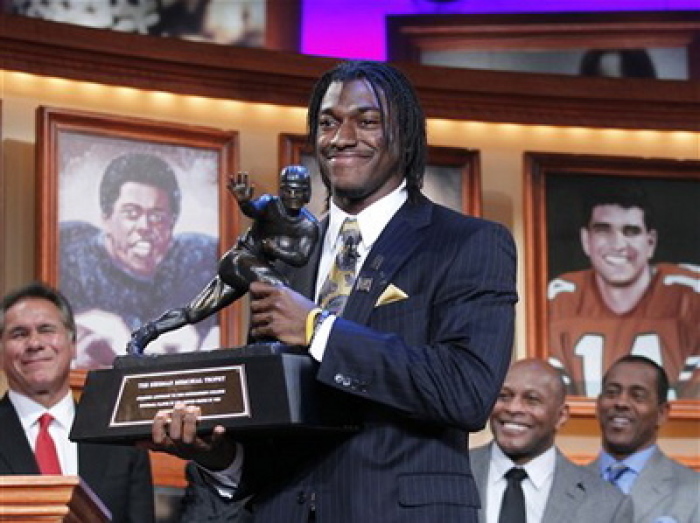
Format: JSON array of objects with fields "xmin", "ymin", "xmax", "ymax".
[{"xmin": 35, "ymin": 413, "xmax": 62, "ymax": 475}]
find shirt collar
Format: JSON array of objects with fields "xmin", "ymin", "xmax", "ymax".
[
  {"xmin": 326, "ymin": 181, "xmax": 407, "ymax": 252},
  {"xmin": 8, "ymin": 389, "xmax": 76, "ymax": 432},
  {"xmin": 598, "ymin": 445, "xmax": 657, "ymax": 476},
  {"xmin": 489, "ymin": 441, "xmax": 556, "ymax": 490}
]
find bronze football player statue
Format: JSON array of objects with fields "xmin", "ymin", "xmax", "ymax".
[{"xmin": 127, "ymin": 165, "xmax": 319, "ymax": 355}]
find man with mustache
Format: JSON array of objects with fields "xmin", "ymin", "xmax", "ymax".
[
  {"xmin": 470, "ymin": 358, "xmax": 631, "ymax": 523},
  {"xmin": 60, "ymin": 153, "xmax": 219, "ymax": 368},
  {"xmin": 547, "ymin": 183, "xmax": 700, "ymax": 398},
  {"xmin": 589, "ymin": 355, "xmax": 699, "ymax": 523}
]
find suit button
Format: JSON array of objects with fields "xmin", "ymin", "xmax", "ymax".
[
  {"xmin": 297, "ymin": 491, "xmax": 307, "ymax": 504},
  {"xmin": 334, "ymin": 374, "xmax": 343, "ymax": 384}
]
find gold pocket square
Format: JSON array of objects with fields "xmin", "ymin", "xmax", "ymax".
[{"xmin": 375, "ymin": 284, "xmax": 409, "ymax": 307}]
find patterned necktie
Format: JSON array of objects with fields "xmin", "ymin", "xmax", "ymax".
[
  {"xmin": 35, "ymin": 413, "xmax": 62, "ymax": 475},
  {"xmin": 318, "ymin": 218, "xmax": 361, "ymax": 315},
  {"xmin": 498, "ymin": 467, "xmax": 528, "ymax": 523},
  {"xmin": 606, "ymin": 463, "xmax": 630, "ymax": 492}
]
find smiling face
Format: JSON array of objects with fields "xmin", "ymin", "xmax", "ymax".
[
  {"xmin": 490, "ymin": 359, "xmax": 569, "ymax": 465},
  {"xmin": 580, "ymin": 204, "xmax": 656, "ymax": 288},
  {"xmin": 102, "ymin": 181, "xmax": 175, "ymax": 278},
  {"xmin": 316, "ymin": 79, "xmax": 403, "ymax": 214},
  {"xmin": 0, "ymin": 298, "xmax": 75, "ymax": 408},
  {"xmin": 596, "ymin": 360, "xmax": 669, "ymax": 459}
]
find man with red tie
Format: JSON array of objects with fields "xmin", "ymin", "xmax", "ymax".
[{"xmin": 0, "ymin": 282, "xmax": 154, "ymax": 523}]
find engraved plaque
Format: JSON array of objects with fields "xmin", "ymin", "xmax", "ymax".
[
  {"xmin": 71, "ymin": 343, "xmax": 358, "ymax": 444},
  {"xmin": 111, "ymin": 366, "xmax": 249, "ymax": 427}
]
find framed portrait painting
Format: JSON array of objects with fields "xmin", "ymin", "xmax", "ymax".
[
  {"xmin": 524, "ymin": 152, "xmax": 700, "ymax": 418},
  {"xmin": 278, "ymin": 133, "xmax": 482, "ymax": 217},
  {"xmin": 0, "ymin": 99, "xmax": 3, "ymax": 294},
  {"xmin": 37, "ymin": 107, "xmax": 240, "ymax": 383}
]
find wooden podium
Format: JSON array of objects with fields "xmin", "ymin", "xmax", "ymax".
[{"xmin": 0, "ymin": 475, "xmax": 111, "ymax": 522}]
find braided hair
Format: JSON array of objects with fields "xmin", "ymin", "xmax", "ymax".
[{"xmin": 307, "ymin": 60, "xmax": 427, "ymax": 201}]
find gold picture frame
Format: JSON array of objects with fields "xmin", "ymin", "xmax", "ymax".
[
  {"xmin": 524, "ymin": 151, "xmax": 700, "ymax": 418},
  {"xmin": 36, "ymin": 106, "xmax": 241, "ymax": 386}
]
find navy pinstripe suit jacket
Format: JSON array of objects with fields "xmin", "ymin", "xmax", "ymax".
[{"xmin": 196, "ymin": 195, "xmax": 518, "ymax": 523}]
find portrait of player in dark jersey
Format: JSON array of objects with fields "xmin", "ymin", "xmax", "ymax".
[{"xmin": 56, "ymin": 132, "xmax": 224, "ymax": 370}]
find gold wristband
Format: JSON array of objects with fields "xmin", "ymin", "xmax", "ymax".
[{"xmin": 305, "ymin": 308, "xmax": 322, "ymax": 345}]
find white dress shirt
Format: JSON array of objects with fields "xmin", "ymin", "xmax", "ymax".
[
  {"xmin": 9, "ymin": 389, "xmax": 78, "ymax": 475},
  {"xmin": 206, "ymin": 182, "xmax": 409, "ymax": 492},
  {"xmin": 485, "ymin": 443, "xmax": 556, "ymax": 523},
  {"xmin": 596, "ymin": 444, "xmax": 656, "ymax": 494},
  {"xmin": 309, "ymin": 181, "xmax": 408, "ymax": 360}
]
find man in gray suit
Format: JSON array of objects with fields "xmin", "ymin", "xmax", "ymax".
[
  {"xmin": 470, "ymin": 358, "xmax": 632, "ymax": 523},
  {"xmin": 589, "ymin": 355, "xmax": 699, "ymax": 523}
]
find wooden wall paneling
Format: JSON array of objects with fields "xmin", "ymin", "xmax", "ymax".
[{"xmin": 0, "ymin": 14, "xmax": 699, "ymax": 131}]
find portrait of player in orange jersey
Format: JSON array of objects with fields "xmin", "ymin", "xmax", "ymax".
[{"xmin": 545, "ymin": 174, "xmax": 700, "ymax": 400}]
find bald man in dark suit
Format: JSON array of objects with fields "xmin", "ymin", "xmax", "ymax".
[{"xmin": 470, "ymin": 359, "xmax": 632, "ymax": 523}]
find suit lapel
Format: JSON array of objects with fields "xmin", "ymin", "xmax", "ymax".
[
  {"xmin": 0, "ymin": 394, "xmax": 41, "ymax": 474},
  {"xmin": 631, "ymin": 448, "xmax": 673, "ymax": 520},
  {"xmin": 469, "ymin": 445, "xmax": 491, "ymax": 523},
  {"xmin": 542, "ymin": 451, "xmax": 587, "ymax": 523},
  {"xmin": 78, "ymin": 442, "xmax": 107, "ymax": 487},
  {"xmin": 590, "ymin": 448, "xmax": 674, "ymax": 521},
  {"xmin": 287, "ymin": 199, "xmax": 433, "ymax": 318},
  {"xmin": 343, "ymin": 198, "xmax": 432, "ymax": 324},
  {"xmin": 0, "ymin": 396, "xmax": 111, "ymax": 484}
]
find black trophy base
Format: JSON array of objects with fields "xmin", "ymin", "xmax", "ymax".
[{"xmin": 70, "ymin": 343, "xmax": 359, "ymax": 444}]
